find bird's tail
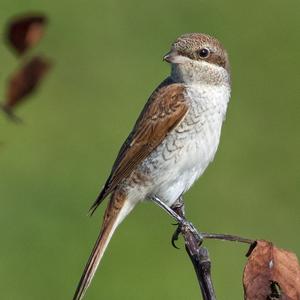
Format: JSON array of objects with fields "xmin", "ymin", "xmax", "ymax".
[{"xmin": 73, "ymin": 190, "xmax": 134, "ymax": 300}]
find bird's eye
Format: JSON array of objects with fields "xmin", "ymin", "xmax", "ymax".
[{"xmin": 198, "ymin": 48, "xmax": 210, "ymax": 58}]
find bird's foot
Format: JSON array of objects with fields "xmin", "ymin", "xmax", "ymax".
[
  {"xmin": 170, "ymin": 199, "xmax": 185, "ymax": 249},
  {"xmin": 151, "ymin": 195, "xmax": 203, "ymax": 247},
  {"xmin": 183, "ymin": 220, "xmax": 203, "ymax": 245},
  {"xmin": 173, "ymin": 219, "xmax": 203, "ymax": 247},
  {"xmin": 171, "ymin": 222, "xmax": 182, "ymax": 249},
  {"xmin": 170, "ymin": 197, "xmax": 203, "ymax": 248}
]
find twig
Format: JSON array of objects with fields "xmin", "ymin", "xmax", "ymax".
[
  {"xmin": 152, "ymin": 196, "xmax": 216, "ymax": 299},
  {"xmin": 182, "ymin": 226, "xmax": 216, "ymax": 300},
  {"xmin": 151, "ymin": 195, "xmax": 254, "ymax": 300},
  {"xmin": 202, "ymin": 233, "xmax": 254, "ymax": 244}
]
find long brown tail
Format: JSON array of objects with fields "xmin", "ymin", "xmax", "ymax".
[{"xmin": 73, "ymin": 191, "xmax": 133, "ymax": 300}]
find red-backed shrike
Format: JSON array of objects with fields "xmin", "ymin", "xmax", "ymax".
[{"xmin": 73, "ymin": 33, "xmax": 231, "ymax": 300}]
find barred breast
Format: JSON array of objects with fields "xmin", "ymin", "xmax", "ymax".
[{"xmin": 127, "ymin": 83, "xmax": 230, "ymax": 207}]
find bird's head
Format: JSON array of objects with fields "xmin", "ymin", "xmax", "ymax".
[{"xmin": 164, "ymin": 33, "xmax": 230, "ymax": 85}]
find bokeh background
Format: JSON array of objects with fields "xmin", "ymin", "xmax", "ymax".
[{"xmin": 0, "ymin": 0, "xmax": 299, "ymax": 299}]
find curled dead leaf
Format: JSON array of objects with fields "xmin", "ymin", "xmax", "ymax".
[
  {"xmin": 243, "ymin": 240, "xmax": 300, "ymax": 300},
  {"xmin": 1, "ymin": 56, "xmax": 52, "ymax": 121},
  {"xmin": 6, "ymin": 13, "xmax": 47, "ymax": 55}
]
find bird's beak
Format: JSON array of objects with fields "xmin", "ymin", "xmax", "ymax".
[
  {"xmin": 163, "ymin": 51, "xmax": 189, "ymax": 64},
  {"xmin": 163, "ymin": 51, "xmax": 177, "ymax": 63}
]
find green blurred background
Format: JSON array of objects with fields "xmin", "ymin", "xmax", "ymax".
[{"xmin": 0, "ymin": 0, "xmax": 299, "ymax": 299}]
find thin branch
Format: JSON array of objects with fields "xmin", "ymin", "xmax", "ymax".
[
  {"xmin": 202, "ymin": 233, "xmax": 254, "ymax": 244},
  {"xmin": 152, "ymin": 196, "xmax": 216, "ymax": 299},
  {"xmin": 152, "ymin": 195, "xmax": 255, "ymax": 300},
  {"xmin": 182, "ymin": 226, "xmax": 216, "ymax": 300},
  {"xmin": 152, "ymin": 195, "xmax": 254, "ymax": 245}
]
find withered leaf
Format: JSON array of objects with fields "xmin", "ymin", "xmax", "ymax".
[
  {"xmin": 1, "ymin": 56, "xmax": 51, "ymax": 120},
  {"xmin": 243, "ymin": 240, "xmax": 300, "ymax": 300},
  {"xmin": 6, "ymin": 13, "xmax": 47, "ymax": 55}
]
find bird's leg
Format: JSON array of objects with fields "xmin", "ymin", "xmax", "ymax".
[
  {"xmin": 151, "ymin": 195, "xmax": 185, "ymax": 223},
  {"xmin": 170, "ymin": 196, "xmax": 186, "ymax": 248},
  {"xmin": 151, "ymin": 195, "xmax": 203, "ymax": 246}
]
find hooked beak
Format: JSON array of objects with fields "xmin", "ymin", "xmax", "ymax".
[
  {"xmin": 163, "ymin": 51, "xmax": 174, "ymax": 63},
  {"xmin": 163, "ymin": 51, "xmax": 189, "ymax": 64}
]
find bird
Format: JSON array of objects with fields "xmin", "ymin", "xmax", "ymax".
[{"xmin": 73, "ymin": 32, "xmax": 231, "ymax": 300}]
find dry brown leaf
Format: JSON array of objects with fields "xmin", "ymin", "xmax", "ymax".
[
  {"xmin": 243, "ymin": 240, "xmax": 300, "ymax": 300},
  {"xmin": 6, "ymin": 13, "xmax": 47, "ymax": 55},
  {"xmin": 1, "ymin": 56, "xmax": 51, "ymax": 120}
]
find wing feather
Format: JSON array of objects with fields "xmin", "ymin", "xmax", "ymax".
[{"xmin": 90, "ymin": 80, "xmax": 188, "ymax": 214}]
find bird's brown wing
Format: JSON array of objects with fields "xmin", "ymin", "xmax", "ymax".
[{"xmin": 90, "ymin": 82, "xmax": 188, "ymax": 214}]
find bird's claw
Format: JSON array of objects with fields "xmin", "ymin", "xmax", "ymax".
[
  {"xmin": 171, "ymin": 220, "xmax": 203, "ymax": 248},
  {"xmin": 171, "ymin": 223, "xmax": 182, "ymax": 249}
]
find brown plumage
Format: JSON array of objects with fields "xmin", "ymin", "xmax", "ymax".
[
  {"xmin": 74, "ymin": 82, "xmax": 188, "ymax": 300},
  {"xmin": 73, "ymin": 190, "xmax": 127, "ymax": 300},
  {"xmin": 73, "ymin": 32, "xmax": 231, "ymax": 300},
  {"xmin": 172, "ymin": 33, "xmax": 230, "ymax": 72},
  {"xmin": 89, "ymin": 82, "xmax": 188, "ymax": 214}
]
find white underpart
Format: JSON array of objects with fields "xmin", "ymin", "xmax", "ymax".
[
  {"xmin": 126, "ymin": 60, "xmax": 231, "ymax": 208},
  {"xmin": 128, "ymin": 87, "xmax": 230, "ymax": 208},
  {"xmin": 151, "ymin": 83, "xmax": 230, "ymax": 206}
]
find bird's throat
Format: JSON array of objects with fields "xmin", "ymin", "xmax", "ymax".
[{"xmin": 171, "ymin": 61, "xmax": 230, "ymax": 87}]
